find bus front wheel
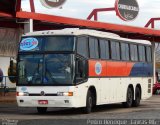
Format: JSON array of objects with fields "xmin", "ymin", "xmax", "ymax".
[
  {"xmin": 37, "ymin": 107, "xmax": 47, "ymax": 114},
  {"xmin": 83, "ymin": 90, "xmax": 93, "ymax": 114},
  {"xmin": 122, "ymin": 87, "xmax": 133, "ymax": 108}
]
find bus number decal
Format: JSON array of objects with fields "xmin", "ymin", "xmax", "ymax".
[
  {"xmin": 20, "ymin": 38, "xmax": 39, "ymax": 51},
  {"xmin": 95, "ymin": 62, "xmax": 102, "ymax": 75}
]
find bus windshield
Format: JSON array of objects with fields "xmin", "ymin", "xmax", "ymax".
[{"xmin": 18, "ymin": 54, "xmax": 74, "ymax": 85}]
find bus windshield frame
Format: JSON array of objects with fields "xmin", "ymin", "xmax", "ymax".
[{"xmin": 17, "ymin": 35, "xmax": 76, "ymax": 86}]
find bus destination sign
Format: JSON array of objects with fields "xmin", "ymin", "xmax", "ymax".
[{"xmin": 115, "ymin": 0, "xmax": 139, "ymax": 21}]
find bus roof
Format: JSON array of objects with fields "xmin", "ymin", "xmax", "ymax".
[{"xmin": 23, "ymin": 28, "xmax": 151, "ymax": 45}]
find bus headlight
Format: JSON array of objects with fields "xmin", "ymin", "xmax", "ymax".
[
  {"xmin": 57, "ymin": 92, "xmax": 63, "ymax": 96},
  {"xmin": 57, "ymin": 92, "xmax": 73, "ymax": 96},
  {"xmin": 17, "ymin": 92, "xmax": 29, "ymax": 96}
]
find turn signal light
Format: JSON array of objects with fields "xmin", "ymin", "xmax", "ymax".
[{"xmin": 68, "ymin": 92, "xmax": 73, "ymax": 96}]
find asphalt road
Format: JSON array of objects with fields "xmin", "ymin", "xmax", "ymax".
[{"xmin": 0, "ymin": 95, "xmax": 160, "ymax": 125}]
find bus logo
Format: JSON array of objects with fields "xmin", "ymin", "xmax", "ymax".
[
  {"xmin": 40, "ymin": 91, "xmax": 45, "ymax": 96},
  {"xmin": 95, "ymin": 62, "xmax": 102, "ymax": 75},
  {"xmin": 21, "ymin": 87, "xmax": 27, "ymax": 92},
  {"xmin": 20, "ymin": 38, "xmax": 38, "ymax": 51}
]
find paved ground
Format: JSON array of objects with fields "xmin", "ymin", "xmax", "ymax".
[{"xmin": 0, "ymin": 95, "xmax": 160, "ymax": 125}]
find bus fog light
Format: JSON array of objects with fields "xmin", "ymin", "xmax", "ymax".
[{"xmin": 64, "ymin": 100, "xmax": 69, "ymax": 103}]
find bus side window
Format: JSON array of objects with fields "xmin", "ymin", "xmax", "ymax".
[
  {"xmin": 130, "ymin": 44, "xmax": 138, "ymax": 61},
  {"xmin": 121, "ymin": 43, "xmax": 129, "ymax": 61},
  {"xmin": 99, "ymin": 39, "xmax": 110, "ymax": 60},
  {"xmin": 89, "ymin": 37, "xmax": 99, "ymax": 59},
  {"xmin": 138, "ymin": 45, "xmax": 146, "ymax": 62},
  {"xmin": 146, "ymin": 46, "xmax": 152, "ymax": 62},
  {"xmin": 111, "ymin": 41, "xmax": 120, "ymax": 60},
  {"xmin": 77, "ymin": 37, "xmax": 88, "ymax": 58}
]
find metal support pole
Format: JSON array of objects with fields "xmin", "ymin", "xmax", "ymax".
[
  {"xmin": 4, "ymin": 76, "xmax": 6, "ymax": 96},
  {"xmin": 30, "ymin": 0, "xmax": 35, "ymax": 12},
  {"xmin": 152, "ymin": 43, "xmax": 156, "ymax": 85},
  {"xmin": 87, "ymin": 7, "xmax": 115, "ymax": 21},
  {"xmin": 24, "ymin": 19, "xmax": 33, "ymax": 33}
]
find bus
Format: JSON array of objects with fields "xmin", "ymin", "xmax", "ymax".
[{"xmin": 16, "ymin": 28, "xmax": 153, "ymax": 114}]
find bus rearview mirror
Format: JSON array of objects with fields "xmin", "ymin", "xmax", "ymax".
[{"xmin": 10, "ymin": 60, "xmax": 14, "ymax": 74}]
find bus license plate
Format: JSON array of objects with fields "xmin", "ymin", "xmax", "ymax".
[{"xmin": 38, "ymin": 100, "xmax": 48, "ymax": 105}]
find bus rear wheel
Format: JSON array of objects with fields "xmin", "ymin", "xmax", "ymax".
[
  {"xmin": 37, "ymin": 107, "xmax": 47, "ymax": 114},
  {"xmin": 122, "ymin": 87, "xmax": 133, "ymax": 108},
  {"xmin": 83, "ymin": 90, "xmax": 93, "ymax": 114},
  {"xmin": 133, "ymin": 87, "xmax": 141, "ymax": 107}
]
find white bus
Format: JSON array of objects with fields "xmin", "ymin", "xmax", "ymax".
[{"xmin": 16, "ymin": 29, "xmax": 153, "ymax": 114}]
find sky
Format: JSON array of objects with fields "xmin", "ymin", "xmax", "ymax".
[{"xmin": 21, "ymin": 0, "xmax": 160, "ymax": 29}]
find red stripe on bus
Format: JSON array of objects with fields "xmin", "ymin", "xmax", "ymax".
[{"xmin": 89, "ymin": 60, "xmax": 134, "ymax": 77}]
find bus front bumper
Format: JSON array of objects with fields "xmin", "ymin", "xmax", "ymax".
[{"xmin": 17, "ymin": 96, "xmax": 79, "ymax": 108}]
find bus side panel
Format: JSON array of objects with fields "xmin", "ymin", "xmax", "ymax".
[
  {"xmin": 87, "ymin": 60, "xmax": 153, "ymax": 105},
  {"xmin": 87, "ymin": 77, "xmax": 153, "ymax": 105}
]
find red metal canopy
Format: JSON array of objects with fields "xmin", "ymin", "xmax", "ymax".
[
  {"xmin": 1, "ymin": 0, "xmax": 160, "ymax": 42},
  {"xmin": 16, "ymin": 11, "xmax": 160, "ymax": 42}
]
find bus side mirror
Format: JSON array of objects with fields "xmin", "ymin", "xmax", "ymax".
[
  {"xmin": 10, "ymin": 60, "xmax": 14, "ymax": 75},
  {"xmin": 8, "ymin": 60, "xmax": 17, "ymax": 83}
]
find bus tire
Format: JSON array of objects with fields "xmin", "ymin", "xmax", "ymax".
[
  {"xmin": 122, "ymin": 87, "xmax": 133, "ymax": 108},
  {"xmin": 133, "ymin": 87, "xmax": 141, "ymax": 107},
  {"xmin": 83, "ymin": 90, "xmax": 93, "ymax": 114},
  {"xmin": 37, "ymin": 107, "xmax": 47, "ymax": 114}
]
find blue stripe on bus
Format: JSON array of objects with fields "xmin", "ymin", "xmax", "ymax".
[{"xmin": 130, "ymin": 63, "xmax": 153, "ymax": 77}]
